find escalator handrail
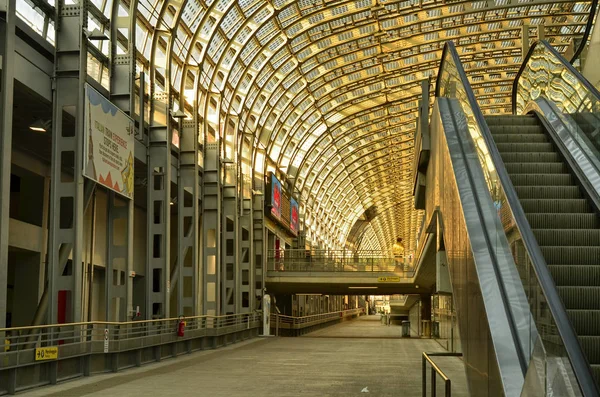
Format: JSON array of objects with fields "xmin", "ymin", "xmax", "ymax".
[
  {"xmin": 437, "ymin": 41, "xmax": 599, "ymax": 397},
  {"xmin": 512, "ymin": 39, "xmax": 600, "ymax": 114},
  {"xmin": 570, "ymin": 0, "xmax": 599, "ymax": 64}
]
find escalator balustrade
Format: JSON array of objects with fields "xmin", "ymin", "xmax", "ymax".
[{"xmin": 485, "ymin": 113, "xmax": 600, "ymax": 384}]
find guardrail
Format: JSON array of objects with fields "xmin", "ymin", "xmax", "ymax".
[
  {"xmin": 267, "ymin": 249, "xmax": 413, "ymax": 273},
  {"xmin": 0, "ymin": 312, "xmax": 261, "ymax": 395},
  {"xmin": 267, "ymin": 250, "xmax": 415, "ymax": 274},
  {"xmin": 270, "ymin": 308, "xmax": 364, "ymax": 336},
  {"xmin": 421, "ymin": 352, "xmax": 463, "ymax": 397}
]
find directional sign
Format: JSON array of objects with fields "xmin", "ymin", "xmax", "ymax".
[
  {"xmin": 35, "ymin": 346, "xmax": 58, "ymax": 361},
  {"xmin": 377, "ymin": 276, "xmax": 401, "ymax": 283}
]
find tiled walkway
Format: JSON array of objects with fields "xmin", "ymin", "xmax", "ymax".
[{"xmin": 24, "ymin": 315, "xmax": 468, "ymax": 397}]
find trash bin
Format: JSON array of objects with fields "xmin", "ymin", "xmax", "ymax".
[
  {"xmin": 401, "ymin": 320, "xmax": 411, "ymax": 337},
  {"xmin": 381, "ymin": 314, "xmax": 387, "ymax": 325}
]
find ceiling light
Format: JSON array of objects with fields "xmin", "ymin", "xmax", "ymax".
[{"xmin": 29, "ymin": 119, "xmax": 50, "ymax": 133}]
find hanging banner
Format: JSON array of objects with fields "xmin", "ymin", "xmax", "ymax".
[
  {"xmin": 290, "ymin": 197, "xmax": 299, "ymax": 235},
  {"xmin": 269, "ymin": 174, "xmax": 282, "ymax": 220},
  {"xmin": 84, "ymin": 84, "xmax": 135, "ymax": 199}
]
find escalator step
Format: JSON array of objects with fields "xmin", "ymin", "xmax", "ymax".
[
  {"xmin": 568, "ymin": 311, "xmax": 600, "ymax": 336},
  {"xmin": 487, "ymin": 125, "xmax": 544, "ymax": 134},
  {"xmin": 496, "ymin": 142, "xmax": 555, "ymax": 153},
  {"xmin": 490, "ymin": 134, "xmax": 549, "ymax": 143},
  {"xmin": 550, "ymin": 266, "xmax": 600, "ymax": 286},
  {"xmin": 591, "ymin": 366, "xmax": 600, "ymax": 384},
  {"xmin": 556, "ymin": 286, "xmax": 600, "ymax": 309},
  {"xmin": 533, "ymin": 229, "xmax": 600, "ymax": 246},
  {"xmin": 484, "ymin": 115, "xmax": 539, "ymax": 126},
  {"xmin": 577, "ymin": 336, "xmax": 600, "ymax": 364},
  {"xmin": 520, "ymin": 199, "xmax": 590, "ymax": 213},
  {"xmin": 541, "ymin": 247, "xmax": 600, "ymax": 265},
  {"xmin": 500, "ymin": 152, "xmax": 560, "ymax": 163},
  {"xmin": 526, "ymin": 213, "xmax": 599, "ymax": 229},
  {"xmin": 505, "ymin": 162, "xmax": 566, "ymax": 174},
  {"xmin": 510, "ymin": 174, "xmax": 573, "ymax": 186},
  {"xmin": 515, "ymin": 186, "xmax": 581, "ymax": 199}
]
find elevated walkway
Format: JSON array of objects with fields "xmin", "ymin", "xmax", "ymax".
[{"xmin": 265, "ymin": 248, "xmax": 437, "ymax": 295}]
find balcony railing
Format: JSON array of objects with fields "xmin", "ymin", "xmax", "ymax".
[{"xmin": 267, "ymin": 249, "xmax": 415, "ymax": 275}]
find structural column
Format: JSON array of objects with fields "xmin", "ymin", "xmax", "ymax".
[
  {"xmin": 48, "ymin": 0, "xmax": 88, "ymax": 325},
  {"xmin": 202, "ymin": 92, "xmax": 221, "ymax": 316},
  {"xmin": 110, "ymin": 0, "xmax": 137, "ymax": 321},
  {"xmin": 239, "ymin": 151, "xmax": 253, "ymax": 313},
  {"xmin": 222, "ymin": 115, "xmax": 238, "ymax": 315},
  {"xmin": 105, "ymin": 193, "xmax": 129, "ymax": 321},
  {"xmin": 252, "ymin": 162, "xmax": 265, "ymax": 310},
  {"xmin": 147, "ymin": 30, "xmax": 172, "ymax": 319},
  {"xmin": 176, "ymin": 115, "xmax": 200, "ymax": 316},
  {"xmin": 0, "ymin": 0, "xmax": 16, "ymax": 328}
]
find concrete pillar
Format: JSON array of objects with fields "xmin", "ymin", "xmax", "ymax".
[{"xmin": 0, "ymin": 0, "xmax": 16, "ymax": 328}]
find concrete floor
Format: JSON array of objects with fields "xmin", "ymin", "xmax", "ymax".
[{"xmin": 23, "ymin": 315, "xmax": 468, "ymax": 397}]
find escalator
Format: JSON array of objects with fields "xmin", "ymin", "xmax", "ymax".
[
  {"xmin": 423, "ymin": 40, "xmax": 600, "ymax": 396},
  {"xmin": 486, "ymin": 113, "xmax": 600, "ymax": 381},
  {"xmin": 571, "ymin": 113, "xmax": 600, "ymax": 154}
]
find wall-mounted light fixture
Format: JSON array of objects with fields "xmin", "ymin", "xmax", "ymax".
[{"xmin": 29, "ymin": 119, "xmax": 51, "ymax": 133}]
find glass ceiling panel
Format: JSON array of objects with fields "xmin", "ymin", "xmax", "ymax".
[{"xmin": 17, "ymin": 0, "xmax": 593, "ymax": 250}]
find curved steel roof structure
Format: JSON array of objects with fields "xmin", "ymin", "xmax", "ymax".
[{"xmin": 18, "ymin": 0, "xmax": 597, "ymax": 253}]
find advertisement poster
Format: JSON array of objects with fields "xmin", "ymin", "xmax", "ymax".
[
  {"xmin": 270, "ymin": 174, "xmax": 282, "ymax": 219},
  {"xmin": 290, "ymin": 197, "xmax": 299, "ymax": 235},
  {"xmin": 84, "ymin": 84, "xmax": 135, "ymax": 199}
]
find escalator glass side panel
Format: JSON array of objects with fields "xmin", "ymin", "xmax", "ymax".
[
  {"xmin": 437, "ymin": 41, "xmax": 596, "ymax": 396},
  {"xmin": 514, "ymin": 40, "xmax": 600, "ymax": 174}
]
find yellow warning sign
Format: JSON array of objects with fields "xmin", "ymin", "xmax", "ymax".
[
  {"xmin": 377, "ymin": 276, "xmax": 401, "ymax": 282},
  {"xmin": 35, "ymin": 346, "xmax": 58, "ymax": 361}
]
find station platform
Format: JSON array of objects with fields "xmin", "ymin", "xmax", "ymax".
[{"xmin": 23, "ymin": 315, "xmax": 467, "ymax": 397}]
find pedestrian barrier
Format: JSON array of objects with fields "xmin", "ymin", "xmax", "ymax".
[
  {"xmin": 270, "ymin": 308, "xmax": 364, "ymax": 336},
  {"xmin": 421, "ymin": 352, "xmax": 463, "ymax": 397},
  {"xmin": 0, "ymin": 312, "xmax": 261, "ymax": 395}
]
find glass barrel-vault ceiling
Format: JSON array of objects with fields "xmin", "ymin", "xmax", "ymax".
[{"xmin": 18, "ymin": 0, "xmax": 596, "ymax": 253}]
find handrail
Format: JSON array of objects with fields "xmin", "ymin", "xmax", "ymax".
[
  {"xmin": 570, "ymin": 0, "xmax": 599, "ymax": 64},
  {"xmin": 513, "ymin": 40, "xmax": 600, "ymax": 114},
  {"xmin": 436, "ymin": 41, "xmax": 528, "ymax": 375},
  {"xmin": 440, "ymin": 41, "xmax": 598, "ymax": 396},
  {"xmin": 0, "ymin": 312, "xmax": 259, "ymax": 332},
  {"xmin": 422, "ymin": 352, "xmax": 463, "ymax": 397}
]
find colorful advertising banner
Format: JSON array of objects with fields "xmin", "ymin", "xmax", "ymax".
[
  {"xmin": 84, "ymin": 84, "xmax": 135, "ymax": 199},
  {"xmin": 270, "ymin": 174, "xmax": 282, "ymax": 219},
  {"xmin": 290, "ymin": 197, "xmax": 299, "ymax": 235}
]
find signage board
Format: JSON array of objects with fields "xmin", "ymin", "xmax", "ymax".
[
  {"xmin": 268, "ymin": 174, "xmax": 282, "ymax": 220},
  {"xmin": 290, "ymin": 197, "xmax": 299, "ymax": 235},
  {"xmin": 35, "ymin": 346, "xmax": 58, "ymax": 361},
  {"xmin": 84, "ymin": 84, "xmax": 135, "ymax": 199},
  {"xmin": 377, "ymin": 276, "xmax": 401, "ymax": 283}
]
